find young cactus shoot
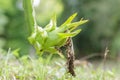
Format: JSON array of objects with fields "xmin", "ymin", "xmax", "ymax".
[
  {"xmin": 23, "ymin": 0, "xmax": 88, "ymax": 77},
  {"xmin": 28, "ymin": 13, "xmax": 88, "ymax": 57}
]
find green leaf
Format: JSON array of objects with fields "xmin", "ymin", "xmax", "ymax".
[
  {"xmin": 58, "ymin": 15, "xmax": 88, "ymax": 33},
  {"xmin": 51, "ymin": 14, "xmax": 57, "ymax": 29},
  {"xmin": 69, "ymin": 19, "xmax": 88, "ymax": 31},
  {"xmin": 45, "ymin": 14, "xmax": 57, "ymax": 31},
  {"xmin": 12, "ymin": 48, "xmax": 20, "ymax": 58},
  {"xmin": 60, "ymin": 13, "xmax": 77, "ymax": 27},
  {"xmin": 28, "ymin": 32, "xmax": 36, "ymax": 44},
  {"xmin": 56, "ymin": 38, "xmax": 67, "ymax": 47},
  {"xmin": 58, "ymin": 29, "xmax": 82, "ymax": 38},
  {"xmin": 46, "ymin": 47, "xmax": 64, "ymax": 58}
]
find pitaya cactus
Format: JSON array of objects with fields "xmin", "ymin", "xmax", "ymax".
[{"xmin": 28, "ymin": 13, "xmax": 88, "ymax": 57}]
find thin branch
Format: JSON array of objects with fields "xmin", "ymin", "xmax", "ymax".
[{"xmin": 65, "ymin": 37, "xmax": 76, "ymax": 76}]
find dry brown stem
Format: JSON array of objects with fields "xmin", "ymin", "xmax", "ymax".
[{"xmin": 65, "ymin": 37, "xmax": 76, "ymax": 76}]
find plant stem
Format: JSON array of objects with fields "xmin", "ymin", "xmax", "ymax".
[
  {"xmin": 65, "ymin": 37, "xmax": 76, "ymax": 76},
  {"xmin": 23, "ymin": 0, "xmax": 36, "ymax": 35}
]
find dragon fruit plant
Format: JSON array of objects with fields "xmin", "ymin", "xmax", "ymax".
[
  {"xmin": 28, "ymin": 13, "xmax": 88, "ymax": 57},
  {"xmin": 23, "ymin": 0, "xmax": 88, "ymax": 76},
  {"xmin": 23, "ymin": 0, "xmax": 88, "ymax": 57}
]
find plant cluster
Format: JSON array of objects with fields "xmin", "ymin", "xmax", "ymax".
[{"xmin": 28, "ymin": 13, "xmax": 88, "ymax": 57}]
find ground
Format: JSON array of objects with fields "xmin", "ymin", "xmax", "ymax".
[{"xmin": 0, "ymin": 53, "xmax": 120, "ymax": 80}]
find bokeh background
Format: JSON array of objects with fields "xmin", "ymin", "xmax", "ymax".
[{"xmin": 0, "ymin": 0, "xmax": 120, "ymax": 58}]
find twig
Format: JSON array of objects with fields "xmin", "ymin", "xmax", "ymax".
[
  {"xmin": 102, "ymin": 47, "xmax": 109, "ymax": 80},
  {"xmin": 65, "ymin": 37, "xmax": 76, "ymax": 76},
  {"xmin": 80, "ymin": 53, "xmax": 103, "ymax": 60}
]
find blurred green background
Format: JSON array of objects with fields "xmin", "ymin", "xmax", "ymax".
[{"xmin": 0, "ymin": 0, "xmax": 120, "ymax": 57}]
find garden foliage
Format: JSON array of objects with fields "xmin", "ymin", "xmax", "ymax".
[{"xmin": 23, "ymin": 0, "xmax": 88, "ymax": 56}]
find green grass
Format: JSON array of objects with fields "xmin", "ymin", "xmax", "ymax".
[{"xmin": 0, "ymin": 52, "xmax": 120, "ymax": 80}]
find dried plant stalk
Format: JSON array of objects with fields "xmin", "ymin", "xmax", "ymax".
[{"xmin": 65, "ymin": 37, "xmax": 76, "ymax": 76}]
